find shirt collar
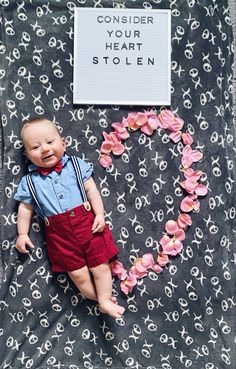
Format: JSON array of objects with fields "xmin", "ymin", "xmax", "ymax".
[{"xmin": 28, "ymin": 153, "xmax": 69, "ymax": 172}]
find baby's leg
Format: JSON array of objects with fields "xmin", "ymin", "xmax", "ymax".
[
  {"xmin": 90, "ymin": 263, "xmax": 125, "ymax": 318},
  {"xmin": 68, "ymin": 266, "xmax": 97, "ymax": 301},
  {"xmin": 68, "ymin": 266, "xmax": 117, "ymax": 304}
]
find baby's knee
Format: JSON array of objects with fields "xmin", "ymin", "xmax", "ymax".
[
  {"xmin": 68, "ymin": 266, "xmax": 90, "ymax": 284},
  {"xmin": 90, "ymin": 262, "xmax": 110, "ymax": 275}
]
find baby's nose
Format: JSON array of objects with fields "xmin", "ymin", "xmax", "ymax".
[{"xmin": 41, "ymin": 144, "xmax": 49, "ymax": 152}]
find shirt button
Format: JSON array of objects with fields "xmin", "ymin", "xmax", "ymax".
[
  {"xmin": 54, "ymin": 179, "xmax": 59, "ymax": 184},
  {"xmin": 59, "ymin": 194, "xmax": 64, "ymax": 199}
]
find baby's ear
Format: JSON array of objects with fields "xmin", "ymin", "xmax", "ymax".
[{"xmin": 62, "ymin": 137, "xmax": 66, "ymax": 150}]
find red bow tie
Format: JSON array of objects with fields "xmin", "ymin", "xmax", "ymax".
[{"xmin": 37, "ymin": 160, "xmax": 63, "ymax": 176}]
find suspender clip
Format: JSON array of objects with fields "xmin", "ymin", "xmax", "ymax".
[
  {"xmin": 84, "ymin": 201, "xmax": 91, "ymax": 211},
  {"xmin": 45, "ymin": 217, "xmax": 50, "ymax": 226}
]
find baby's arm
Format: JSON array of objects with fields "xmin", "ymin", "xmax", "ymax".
[
  {"xmin": 84, "ymin": 177, "xmax": 105, "ymax": 233},
  {"xmin": 16, "ymin": 202, "xmax": 34, "ymax": 253}
]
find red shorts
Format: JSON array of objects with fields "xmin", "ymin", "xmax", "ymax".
[{"xmin": 45, "ymin": 204, "xmax": 118, "ymax": 272}]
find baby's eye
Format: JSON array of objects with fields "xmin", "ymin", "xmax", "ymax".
[
  {"xmin": 32, "ymin": 146, "xmax": 40, "ymax": 150},
  {"xmin": 47, "ymin": 140, "xmax": 54, "ymax": 144}
]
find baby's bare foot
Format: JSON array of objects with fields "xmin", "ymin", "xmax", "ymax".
[{"xmin": 99, "ymin": 300, "xmax": 125, "ymax": 318}]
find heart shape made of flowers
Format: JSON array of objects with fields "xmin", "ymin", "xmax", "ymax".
[{"xmin": 99, "ymin": 109, "xmax": 208, "ymax": 294}]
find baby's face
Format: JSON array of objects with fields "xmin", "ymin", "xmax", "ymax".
[{"xmin": 23, "ymin": 119, "xmax": 66, "ymax": 168}]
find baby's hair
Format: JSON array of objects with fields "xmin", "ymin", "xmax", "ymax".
[{"xmin": 20, "ymin": 117, "xmax": 61, "ymax": 143}]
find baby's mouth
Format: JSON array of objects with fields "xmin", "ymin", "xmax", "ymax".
[{"xmin": 43, "ymin": 154, "xmax": 54, "ymax": 160}]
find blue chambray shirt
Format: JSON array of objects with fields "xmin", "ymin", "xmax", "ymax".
[{"xmin": 14, "ymin": 154, "xmax": 93, "ymax": 219}]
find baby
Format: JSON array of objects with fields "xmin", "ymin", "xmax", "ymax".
[{"xmin": 14, "ymin": 117, "xmax": 125, "ymax": 318}]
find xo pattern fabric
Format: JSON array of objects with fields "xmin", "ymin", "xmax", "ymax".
[{"xmin": 0, "ymin": 1, "xmax": 235, "ymax": 369}]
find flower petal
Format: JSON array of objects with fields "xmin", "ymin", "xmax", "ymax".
[
  {"xmin": 168, "ymin": 117, "xmax": 184, "ymax": 132},
  {"xmin": 112, "ymin": 142, "xmax": 125, "ymax": 155},
  {"xmin": 182, "ymin": 145, "xmax": 192, "ymax": 156},
  {"xmin": 102, "ymin": 131, "xmax": 110, "ymax": 141},
  {"xmin": 136, "ymin": 112, "xmax": 148, "ymax": 126},
  {"xmin": 169, "ymin": 131, "xmax": 182, "ymax": 143},
  {"xmin": 177, "ymin": 214, "xmax": 192, "ymax": 229},
  {"xmin": 100, "ymin": 141, "xmax": 113, "ymax": 154},
  {"xmin": 120, "ymin": 274, "xmax": 137, "ymax": 294},
  {"xmin": 148, "ymin": 116, "xmax": 159, "ymax": 130},
  {"xmin": 183, "ymin": 168, "xmax": 203, "ymax": 181},
  {"xmin": 162, "ymin": 238, "xmax": 183, "ymax": 256},
  {"xmin": 141, "ymin": 253, "xmax": 154, "ymax": 268},
  {"xmin": 158, "ymin": 109, "xmax": 175, "ymax": 129},
  {"xmin": 173, "ymin": 239, "xmax": 183, "ymax": 254},
  {"xmin": 134, "ymin": 258, "xmax": 148, "ymax": 274},
  {"xmin": 191, "ymin": 149, "xmax": 203, "ymax": 163},
  {"xmin": 180, "ymin": 195, "xmax": 196, "ymax": 212},
  {"xmin": 120, "ymin": 283, "xmax": 130, "ymax": 295},
  {"xmin": 112, "ymin": 122, "xmax": 130, "ymax": 140},
  {"xmin": 99, "ymin": 154, "xmax": 112, "ymax": 168},
  {"xmin": 152, "ymin": 264, "xmax": 163, "ymax": 273},
  {"xmin": 195, "ymin": 184, "xmax": 208, "ymax": 196},
  {"xmin": 165, "ymin": 220, "xmax": 179, "ymax": 235},
  {"xmin": 181, "ymin": 178, "xmax": 198, "ymax": 194},
  {"xmin": 110, "ymin": 260, "xmax": 128, "ymax": 280},
  {"xmin": 174, "ymin": 229, "xmax": 185, "ymax": 241},
  {"xmin": 182, "ymin": 154, "xmax": 193, "ymax": 168},
  {"xmin": 140, "ymin": 123, "xmax": 154, "ymax": 136},
  {"xmin": 160, "ymin": 234, "xmax": 171, "ymax": 247},
  {"xmin": 182, "ymin": 133, "xmax": 193, "ymax": 145},
  {"xmin": 180, "ymin": 195, "xmax": 200, "ymax": 212},
  {"xmin": 157, "ymin": 253, "xmax": 169, "ymax": 267}
]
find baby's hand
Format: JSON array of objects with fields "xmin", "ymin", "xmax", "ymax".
[
  {"xmin": 16, "ymin": 234, "xmax": 34, "ymax": 254},
  {"xmin": 92, "ymin": 215, "xmax": 105, "ymax": 233}
]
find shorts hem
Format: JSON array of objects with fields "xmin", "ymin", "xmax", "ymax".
[
  {"xmin": 51, "ymin": 262, "xmax": 86, "ymax": 273},
  {"xmin": 88, "ymin": 252, "xmax": 118, "ymax": 269}
]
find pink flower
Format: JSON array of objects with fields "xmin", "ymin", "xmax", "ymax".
[
  {"xmin": 141, "ymin": 117, "xmax": 159, "ymax": 135},
  {"xmin": 177, "ymin": 214, "xmax": 192, "ymax": 229},
  {"xmin": 120, "ymin": 275, "xmax": 137, "ymax": 294},
  {"xmin": 157, "ymin": 110, "xmax": 184, "ymax": 132},
  {"xmin": 165, "ymin": 220, "xmax": 186, "ymax": 241},
  {"xmin": 141, "ymin": 253, "xmax": 155, "ymax": 268},
  {"xmin": 135, "ymin": 113, "xmax": 149, "ymax": 127},
  {"xmin": 111, "ymin": 121, "xmax": 130, "ymax": 140},
  {"xmin": 181, "ymin": 178, "xmax": 199, "ymax": 194},
  {"xmin": 160, "ymin": 235, "xmax": 183, "ymax": 256},
  {"xmin": 100, "ymin": 131, "xmax": 125, "ymax": 156},
  {"xmin": 182, "ymin": 168, "xmax": 203, "ymax": 181},
  {"xmin": 132, "ymin": 259, "xmax": 148, "ymax": 278},
  {"xmin": 169, "ymin": 131, "xmax": 193, "ymax": 145},
  {"xmin": 110, "ymin": 260, "xmax": 128, "ymax": 280},
  {"xmin": 127, "ymin": 112, "xmax": 148, "ymax": 131},
  {"xmin": 160, "ymin": 221, "xmax": 185, "ymax": 256},
  {"xmin": 181, "ymin": 178, "xmax": 208, "ymax": 196},
  {"xmin": 99, "ymin": 154, "xmax": 112, "ymax": 168},
  {"xmin": 126, "ymin": 112, "xmax": 158, "ymax": 136},
  {"xmin": 131, "ymin": 253, "xmax": 156, "ymax": 279},
  {"xmin": 157, "ymin": 253, "xmax": 169, "ymax": 267},
  {"xmin": 158, "ymin": 109, "xmax": 175, "ymax": 129},
  {"xmin": 181, "ymin": 145, "xmax": 203, "ymax": 168},
  {"xmin": 180, "ymin": 194, "xmax": 200, "ymax": 212}
]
